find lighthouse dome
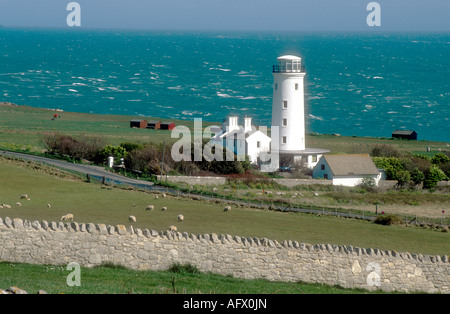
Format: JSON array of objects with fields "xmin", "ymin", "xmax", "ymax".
[{"xmin": 277, "ymin": 55, "xmax": 301, "ymax": 61}]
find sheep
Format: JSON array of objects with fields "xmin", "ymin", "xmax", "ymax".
[
  {"xmin": 20, "ymin": 194, "xmax": 28, "ymax": 199},
  {"xmin": 47, "ymin": 204, "xmax": 51, "ymax": 208},
  {"xmin": 145, "ymin": 205, "xmax": 155, "ymax": 211},
  {"xmin": 128, "ymin": 215, "xmax": 136, "ymax": 223},
  {"xmin": 177, "ymin": 214, "xmax": 184, "ymax": 222},
  {"xmin": 223, "ymin": 205, "xmax": 231, "ymax": 212},
  {"xmin": 161, "ymin": 206, "xmax": 167, "ymax": 211},
  {"xmin": 61, "ymin": 214, "xmax": 74, "ymax": 222},
  {"xmin": 2, "ymin": 204, "xmax": 12, "ymax": 209},
  {"xmin": 169, "ymin": 225, "xmax": 177, "ymax": 232},
  {"xmin": 16, "ymin": 202, "xmax": 22, "ymax": 207},
  {"xmin": 162, "ymin": 193, "xmax": 167, "ymax": 198}
]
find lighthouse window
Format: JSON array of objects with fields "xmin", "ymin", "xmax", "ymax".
[
  {"xmin": 282, "ymin": 118, "xmax": 288, "ymax": 126},
  {"xmin": 295, "ymin": 83, "xmax": 299, "ymax": 91},
  {"xmin": 283, "ymin": 100, "xmax": 288, "ymax": 109},
  {"xmin": 282, "ymin": 136, "xmax": 287, "ymax": 144},
  {"xmin": 275, "ymin": 83, "xmax": 278, "ymax": 91}
]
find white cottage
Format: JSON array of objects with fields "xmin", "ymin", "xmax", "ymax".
[
  {"xmin": 210, "ymin": 116, "xmax": 271, "ymax": 165},
  {"xmin": 313, "ymin": 154, "xmax": 381, "ymax": 187}
]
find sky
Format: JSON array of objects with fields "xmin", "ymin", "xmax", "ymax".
[{"xmin": 0, "ymin": 0, "xmax": 449, "ymax": 32}]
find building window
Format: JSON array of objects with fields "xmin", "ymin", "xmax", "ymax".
[
  {"xmin": 275, "ymin": 83, "xmax": 278, "ymax": 91},
  {"xmin": 282, "ymin": 118, "xmax": 287, "ymax": 127},
  {"xmin": 283, "ymin": 100, "xmax": 288, "ymax": 109},
  {"xmin": 295, "ymin": 83, "xmax": 299, "ymax": 91},
  {"xmin": 324, "ymin": 174, "xmax": 328, "ymax": 179},
  {"xmin": 282, "ymin": 136, "xmax": 287, "ymax": 144},
  {"xmin": 257, "ymin": 141, "xmax": 260, "ymax": 148},
  {"xmin": 321, "ymin": 164, "xmax": 325, "ymax": 170},
  {"xmin": 312, "ymin": 155, "xmax": 317, "ymax": 163}
]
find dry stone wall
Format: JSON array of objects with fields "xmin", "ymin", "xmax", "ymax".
[{"xmin": 0, "ymin": 216, "xmax": 448, "ymax": 293}]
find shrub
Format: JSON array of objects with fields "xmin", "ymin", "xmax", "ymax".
[
  {"xmin": 96, "ymin": 145, "xmax": 127, "ymax": 165},
  {"xmin": 374, "ymin": 214, "xmax": 403, "ymax": 226},
  {"xmin": 431, "ymin": 153, "xmax": 450, "ymax": 165},
  {"xmin": 409, "ymin": 168, "xmax": 425, "ymax": 186},
  {"xmin": 424, "ymin": 165, "xmax": 448, "ymax": 189},
  {"xmin": 168, "ymin": 263, "xmax": 200, "ymax": 275},
  {"xmin": 371, "ymin": 144, "xmax": 403, "ymax": 158},
  {"xmin": 44, "ymin": 133, "xmax": 106, "ymax": 161}
]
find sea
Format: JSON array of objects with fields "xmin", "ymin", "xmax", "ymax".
[{"xmin": 0, "ymin": 28, "xmax": 449, "ymax": 142}]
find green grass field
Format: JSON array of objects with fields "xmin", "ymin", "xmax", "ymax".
[
  {"xmin": 1, "ymin": 156, "xmax": 449, "ymax": 256},
  {"xmin": 0, "ymin": 262, "xmax": 387, "ymax": 294},
  {"xmin": 1, "ymin": 102, "xmax": 448, "ymax": 155}
]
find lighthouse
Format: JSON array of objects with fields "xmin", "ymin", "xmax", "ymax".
[
  {"xmin": 271, "ymin": 55, "xmax": 329, "ymax": 169},
  {"xmin": 272, "ymin": 55, "xmax": 306, "ymax": 151}
]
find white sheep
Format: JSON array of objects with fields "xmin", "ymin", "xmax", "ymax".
[
  {"xmin": 146, "ymin": 205, "xmax": 155, "ymax": 211},
  {"xmin": 169, "ymin": 225, "xmax": 177, "ymax": 232},
  {"xmin": 47, "ymin": 204, "xmax": 52, "ymax": 208},
  {"xmin": 129, "ymin": 215, "xmax": 137, "ymax": 223},
  {"xmin": 16, "ymin": 202, "xmax": 22, "ymax": 207},
  {"xmin": 223, "ymin": 205, "xmax": 231, "ymax": 212},
  {"xmin": 161, "ymin": 206, "xmax": 167, "ymax": 211},
  {"xmin": 61, "ymin": 214, "xmax": 74, "ymax": 222},
  {"xmin": 177, "ymin": 214, "xmax": 184, "ymax": 222},
  {"xmin": 2, "ymin": 204, "xmax": 12, "ymax": 209},
  {"xmin": 20, "ymin": 194, "xmax": 28, "ymax": 199}
]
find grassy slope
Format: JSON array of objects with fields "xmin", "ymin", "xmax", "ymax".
[
  {"xmin": 0, "ymin": 262, "xmax": 384, "ymax": 294},
  {"xmin": 1, "ymin": 103, "xmax": 448, "ymax": 154},
  {"xmin": 0, "ymin": 157, "xmax": 448, "ymax": 256}
]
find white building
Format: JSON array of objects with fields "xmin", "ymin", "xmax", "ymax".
[
  {"xmin": 312, "ymin": 154, "xmax": 382, "ymax": 187},
  {"xmin": 210, "ymin": 116, "xmax": 271, "ymax": 165},
  {"xmin": 271, "ymin": 55, "xmax": 329, "ymax": 170}
]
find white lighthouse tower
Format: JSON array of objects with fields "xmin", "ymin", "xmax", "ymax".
[
  {"xmin": 272, "ymin": 55, "xmax": 306, "ymax": 151},
  {"xmin": 271, "ymin": 55, "xmax": 329, "ymax": 169}
]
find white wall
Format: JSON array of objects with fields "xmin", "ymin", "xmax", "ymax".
[
  {"xmin": 272, "ymin": 71, "xmax": 306, "ymax": 152},
  {"xmin": 246, "ymin": 131, "xmax": 271, "ymax": 164}
]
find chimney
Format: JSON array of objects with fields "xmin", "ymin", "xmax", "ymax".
[
  {"xmin": 244, "ymin": 116, "xmax": 252, "ymax": 133},
  {"xmin": 227, "ymin": 116, "xmax": 239, "ymax": 133}
]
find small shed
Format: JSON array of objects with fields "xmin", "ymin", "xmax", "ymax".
[
  {"xmin": 130, "ymin": 119, "xmax": 148, "ymax": 129},
  {"xmin": 392, "ymin": 130, "xmax": 417, "ymax": 140},
  {"xmin": 147, "ymin": 121, "xmax": 161, "ymax": 130},
  {"xmin": 160, "ymin": 122, "xmax": 176, "ymax": 130}
]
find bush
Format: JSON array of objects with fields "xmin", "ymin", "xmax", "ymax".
[
  {"xmin": 371, "ymin": 144, "xmax": 403, "ymax": 158},
  {"xmin": 96, "ymin": 145, "xmax": 127, "ymax": 165},
  {"xmin": 168, "ymin": 263, "xmax": 201, "ymax": 275},
  {"xmin": 374, "ymin": 214, "xmax": 403, "ymax": 226},
  {"xmin": 44, "ymin": 133, "xmax": 106, "ymax": 161},
  {"xmin": 424, "ymin": 165, "xmax": 448, "ymax": 189}
]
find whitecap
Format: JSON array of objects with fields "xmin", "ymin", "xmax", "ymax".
[
  {"xmin": 68, "ymin": 89, "xmax": 78, "ymax": 93},
  {"xmin": 217, "ymin": 92, "xmax": 232, "ymax": 98},
  {"xmin": 308, "ymin": 114, "xmax": 324, "ymax": 121},
  {"xmin": 210, "ymin": 67, "xmax": 231, "ymax": 72}
]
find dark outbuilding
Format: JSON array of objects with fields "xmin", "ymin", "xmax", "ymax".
[
  {"xmin": 130, "ymin": 120, "xmax": 148, "ymax": 129},
  {"xmin": 392, "ymin": 130, "xmax": 417, "ymax": 140}
]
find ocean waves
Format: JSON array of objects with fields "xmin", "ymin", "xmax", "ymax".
[{"xmin": 0, "ymin": 29, "xmax": 449, "ymax": 141}]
